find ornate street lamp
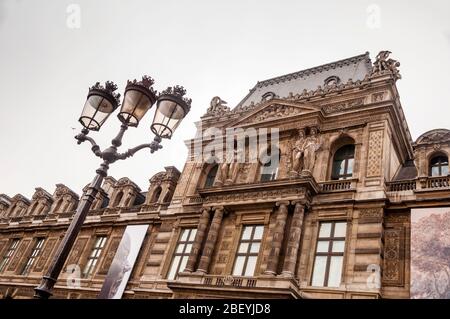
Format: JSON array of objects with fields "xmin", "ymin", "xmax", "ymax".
[{"xmin": 34, "ymin": 76, "xmax": 191, "ymax": 299}]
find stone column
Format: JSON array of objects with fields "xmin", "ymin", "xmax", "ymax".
[
  {"xmin": 184, "ymin": 208, "xmax": 211, "ymax": 272},
  {"xmin": 196, "ymin": 206, "xmax": 224, "ymax": 274},
  {"xmin": 264, "ymin": 201, "xmax": 289, "ymax": 275},
  {"xmin": 281, "ymin": 202, "xmax": 305, "ymax": 277}
]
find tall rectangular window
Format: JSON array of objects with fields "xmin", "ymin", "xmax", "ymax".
[
  {"xmin": 167, "ymin": 228, "xmax": 197, "ymax": 280},
  {"xmin": 232, "ymin": 225, "xmax": 264, "ymax": 277},
  {"xmin": 21, "ymin": 238, "xmax": 45, "ymax": 275},
  {"xmin": 0, "ymin": 239, "xmax": 20, "ymax": 272},
  {"xmin": 82, "ymin": 236, "xmax": 107, "ymax": 278},
  {"xmin": 311, "ymin": 221, "xmax": 347, "ymax": 287}
]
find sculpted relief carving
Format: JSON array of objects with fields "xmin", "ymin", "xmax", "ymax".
[
  {"xmin": 288, "ymin": 127, "xmax": 322, "ymax": 177},
  {"xmin": 371, "ymin": 50, "xmax": 401, "ymax": 81}
]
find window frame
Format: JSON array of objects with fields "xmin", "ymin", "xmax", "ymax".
[
  {"xmin": 20, "ymin": 237, "xmax": 45, "ymax": 275},
  {"xmin": 259, "ymin": 148, "xmax": 280, "ymax": 182},
  {"xmin": 167, "ymin": 228, "xmax": 197, "ymax": 280},
  {"xmin": 0, "ymin": 238, "xmax": 21, "ymax": 272},
  {"xmin": 232, "ymin": 225, "xmax": 264, "ymax": 277},
  {"xmin": 82, "ymin": 236, "xmax": 107, "ymax": 278},
  {"xmin": 331, "ymin": 144, "xmax": 355, "ymax": 180},
  {"xmin": 311, "ymin": 221, "xmax": 347, "ymax": 288},
  {"xmin": 204, "ymin": 164, "xmax": 219, "ymax": 188},
  {"xmin": 429, "ymin": 155, "xmax": 449, "ymax": 177}
]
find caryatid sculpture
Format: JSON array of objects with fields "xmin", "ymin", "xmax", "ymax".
[
  {"xmin": 215, "ymin": 145, "xmax": 243, "ymax": 186},
  {"xmin": 289, "ymin": 128, "xmax": 306, "ymax": 176},
  {"xmin": 301, "ymin": 127, "xmax": 321, "ymax": 175}
]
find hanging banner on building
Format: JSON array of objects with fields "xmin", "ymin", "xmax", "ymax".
[
  {"xmin": 411, "ymin": 207, "xmax": 450, "ymax": 299},
  {"xmin": 98, "ymin": 224, "xmax": 149, "ymax": 299}
]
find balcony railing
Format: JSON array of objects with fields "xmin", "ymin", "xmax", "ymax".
[
  {"xmin": 386, "ymin": 179, "xmax": 416, "ymax": 191},
  {"xmin": 427, "ymin": 176, "xmax": 450, "ymax": 189},
  {"xmin": 387, "ymin": 175, "xmax": 450, "ymax": 192},
  {"xmin": 202, "ymin": 276, "xmax": 260, "ymax": 289},
  {"xmin": 319, "ymin": 179, "xmax": 357, "ymax": 192}
]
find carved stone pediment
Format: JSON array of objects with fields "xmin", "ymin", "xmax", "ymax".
[
  {"xmin": 415, "ymin": 129, "xmax": 450, "ymax": 146},
  {"xmin": 11, "ymin": 194, "xmax": 30, "ymax": 205},
  {"xmin": 228, "ymin": 100, "xmax": 320, "ymax": 128},
  {"xmin": 115, "ymin": 177, "xmax": 141, "ymax": 192},
  {"xmin": 32, "ymin": 187, "xmax": 53, "ymax": 201},
  {"xmin": 54, "ymin": 184, "xmax": 79, "ymax": 200}
]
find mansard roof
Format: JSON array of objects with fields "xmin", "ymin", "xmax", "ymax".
[
  {"xmin": 235, "ymin": 52, "xmax": 372, "ymax": 110},
  {"xmin": 393, "ymin": 159, "xmax": 418, "ymax": 181}
]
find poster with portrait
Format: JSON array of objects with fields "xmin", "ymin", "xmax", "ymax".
[
  {"xmin": 411, "ymin": 207, "xmax": 450, "ymax": 299},
  {"xmin": 98, "ymin": 224, "xmax": 149, "ymax": 299}
]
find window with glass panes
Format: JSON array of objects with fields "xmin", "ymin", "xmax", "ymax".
[
  {"xmin": 82, "ymin": 236, "xmax": 107, "ymax": 278},
  {"xmin": 429, "ymin": 155, "xmax": 449, "ymax": 177},
  {"xmin": 0, "ymin": 239, "xmax": 20, "ymax": 272},
  {"xmin": 20, "ymin": 238, "xmax": 45, "ymax": 275},
  {"xmin": 311, "ymin": 222, "xmax": 347, "ymax": 287},
  {"xmin": 331, "ymin": 145, "xmax": 355, "ymax": 180},
  {"xmin": 260, "ymin": 148, "xmax": 280, "ymax": 182},
  {"xmin": 167, "ymin": 228, "xmax": 197, "ymax": 280},
  {"xmin": 232, "ymin": 225, "xmax": 264, "ymax": 277}
]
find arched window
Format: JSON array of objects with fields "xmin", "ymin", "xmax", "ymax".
[
  {"xmin": 260, "ymin": 148, "xmax": 280, "ymax": 182},
  {"xmin": 429, "ymin": 155, "xmax": 449, "ymax": 177},
  {"xmin": 113, "ymin": 191, "xmax": 123, "ymax": 207},
  {"xmin": 151, "ymin": 187, "xmax": 162, "ymax": 203},
  {"xmin": 54, "ymin": 199, "xmax": 63, "ymax": 213},
  {"xmin": 162, "ymin": 191, "xmax": 172, "ymax": 203},
  {"xmin": 204, "ymin": 165, "xmax": 218, "ymax": 188},
  {"xmin": 30, "ymin": 202, "xmax": 38, "ymax": 216},
  {"xmin": 331, "ymin": 145, "xmax": 355, "ymax": 180}
]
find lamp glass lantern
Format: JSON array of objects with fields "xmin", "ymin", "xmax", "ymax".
[
  {"xmin": 118, "ymin": 76, "xmax": 157, "ymax": 127},
  {"xmin": 79, "ymin": 82, "xmax": 120, "ymax": 131},
  {"xmin": 151, "ymin": 86, "xmax": 191, "ymax": 139}
]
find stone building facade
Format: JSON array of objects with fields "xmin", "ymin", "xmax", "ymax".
[{"xmin": 0, "ymin": 51, "xmax": 449, "ymax": 299}]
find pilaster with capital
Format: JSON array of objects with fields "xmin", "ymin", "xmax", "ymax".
[
  {"xmin": 281, "ymin": 202, "xmax": 305, "ymax": 277},
  {"xmin": 184, "ymin": 208, "xmax": 210, "ymax": 272},
  {"xmin": 264, "ymin": 201, "xmax": 289, "ymax": 275},
  {"xmin": 196, "ymin": 206, "xmax": 224, "ymax": 274}
]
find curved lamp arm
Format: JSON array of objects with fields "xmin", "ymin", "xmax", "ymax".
[
  {"xmin": 116, "ymin": 136, "xmax": 163, "ymax": 160},
  {"xmin": 75, "ymin": 131, "xmax": 103, "ymax": 158}
]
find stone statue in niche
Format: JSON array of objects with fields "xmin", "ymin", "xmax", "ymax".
[
  {"xmin": 301, "ymin": 127, "xmax": 321, "ymax": 175},
  {"xmin": 215, "ymin": 146, "xmax": 243, "ymax": 186},
  {"xmin": 289, "ymin": 128, "xmax": 306, "ymax": 176}
]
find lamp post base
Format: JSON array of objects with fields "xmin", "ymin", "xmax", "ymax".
[{"xmin": 34, "ymin": 276, "xmax": 56, "ymax": 299}]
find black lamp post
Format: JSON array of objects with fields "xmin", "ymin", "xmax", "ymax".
[{"xmin": 34, "ymin": 76, "xmax": 191, "ymax": 299}]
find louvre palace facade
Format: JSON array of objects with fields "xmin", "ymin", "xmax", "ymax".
[{"xmin": 1, "ymin": 51, "xmax": 449, "ymax": 299}]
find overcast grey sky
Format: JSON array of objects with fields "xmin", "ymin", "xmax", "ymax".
[{"xmin": 1, "ymin": 0, "xmax": 449, "ymax": 198}]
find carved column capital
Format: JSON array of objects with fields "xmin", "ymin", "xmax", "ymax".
[{"xmin": 275, "ymin": 201, "xmax": 290, "ymax": 208}]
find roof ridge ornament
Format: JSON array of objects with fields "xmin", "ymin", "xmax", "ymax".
[
  {"xmin": 371, "ymin": 50, "xmax": 401, "ymax": 81},
  {"xmin": 205, "ymin": 96, "xmax": 230, "ymax": 116}
]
